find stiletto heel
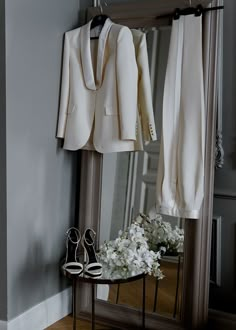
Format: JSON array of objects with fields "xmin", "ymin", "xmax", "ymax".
[
  {"xmin": 82, "ymin": 228, "xmax": 102, "ymax": 278},
  {"xmin": 83, "ymin": 248, "xmax": 87, "ymax": 266},
  {"xmin": 63, "ymin": 227, "xmax": 83, "ymax": 275}
]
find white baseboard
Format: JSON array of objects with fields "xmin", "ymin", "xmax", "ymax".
[{"xmin": 0, "ymin": 287, "xmax": 72, "ymax": 330}]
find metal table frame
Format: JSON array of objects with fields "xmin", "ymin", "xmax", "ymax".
[
  {"xmin": 64, "ymin": 270, "xmax": 146, "ymax": 330},
  {"xmin": 153, "ymin": 253, "xmax": 183, "ymax": 317}
]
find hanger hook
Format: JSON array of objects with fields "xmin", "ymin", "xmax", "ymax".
[
  {"xmin": 100, "ymin": 0, "xmax": 108, "ymax": 9},
  {"xmin": 98, "ymin": 0, "xmax": 108, "ymax": 13}
]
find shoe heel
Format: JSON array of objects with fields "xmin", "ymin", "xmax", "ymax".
[
  {"xmin": 83, "ymin": 246, "xmax": 87, "ymax": 265},
  {"xmin": 82, "ymin": 228, "xmax": 103, "ymax": 278},
  {"xmin": 63, "ymin": 227, "xmax": 83, "ymax": 276}
]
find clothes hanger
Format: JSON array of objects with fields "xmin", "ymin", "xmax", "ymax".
[
  {"xmin": 90, "ymin": 2, "xmax": 109, "ymax": 38},
  {"xmin": 90, "ymin": 14, "xmax": 109, "ymax": 30},
  {"xmin": 173, "ymin": 4, "xmax": 203, "ymax": 20},
  {"xmin": 155, "ymin": 0, "xmax": 224, "ymax": 21}
]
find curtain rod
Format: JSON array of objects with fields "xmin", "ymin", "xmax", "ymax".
[{"xmin": 155, "ymin": 5, "xmax": 224, "ymax": 20}]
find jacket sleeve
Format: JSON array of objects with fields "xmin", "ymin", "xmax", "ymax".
[
  {"xmin": 137, "ymin": 33, "xmax": 157, "ymax": 141},
  {"xmin": 116, "ymin": 28, "xmax": 138, "ymax": 141},
  {"xmin": 57, "ymin": 33, "xmax": 70, "ymax": 138}
]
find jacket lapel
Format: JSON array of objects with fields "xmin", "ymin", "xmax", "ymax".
[
  {"xmin": 80, "ymin": 18, "xmax": 113, "ymax": 91},
  {"xmin": 96, "ymin": 18, "xmax": 113, "ymax": 88},
  {"xmin": 80, "ymin": 20, "xmax": 96, "ymax": 90}
]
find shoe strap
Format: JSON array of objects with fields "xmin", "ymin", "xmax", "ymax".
[
  {"xmin": 83, "ymin": 228, "xmax": 96, "ymax": 246},
  {"xmin": 66, "ymin": 227, "xmax": 81, "ymax": 246},
  {"xmin": 85, "ymin": 262, "xmax": 102, "ymax": 270}
]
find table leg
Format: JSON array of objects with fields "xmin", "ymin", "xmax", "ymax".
[
  {"xmin": 116, "ymin": 284, "xmax": 120, "ymax": 304},
  {"xmin": 142, "ymin": 276, "xmax": 146, "ymax": 329},
  {"xmin": 91, "ymin": 284, "xmax": 95, "ymax": 330},
  {"xmin": 153, "ymin": 278, "xmax": 159, "ymax": 313},
  {"xmin": 72, "ymin": 279, "xmax": 76, "ymax": 330}
]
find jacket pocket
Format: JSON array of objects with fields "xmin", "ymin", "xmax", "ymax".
[
  {"xmin": 67, "ymin": 105, "xmax": 76, "ymax": 115},
  {"xmin": 104, "ymin": 106, "xmax": 118, "ymax": 116}
]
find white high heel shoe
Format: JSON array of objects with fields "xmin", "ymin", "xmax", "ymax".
[
  {"xmin": 82, "ymin": 228, "xmax": 102, "ymax": 278},
  {"xmin": 63, "ymin": 227, "xmax": 83, "ymax": 275}
]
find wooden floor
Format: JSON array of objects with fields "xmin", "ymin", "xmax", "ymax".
[
  {"xmin": 46, "ymin": 259, "xmax": 182, "ymax": 329},
  {"xmin": 108, "ymin": 259, "xmax": 183, "ymax": 317},
  {"xmin": 47, "ymin": 315, "xmax": 111, "ymax": 330}
]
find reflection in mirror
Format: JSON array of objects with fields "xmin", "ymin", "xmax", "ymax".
[{"xmin": 96, "ymin": 27, "xmax": 185, "ymax": 319}]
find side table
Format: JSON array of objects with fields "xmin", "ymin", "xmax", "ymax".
[{"xmin": 62, "ymin": 268, "xmax": 146, "ymax": 330}]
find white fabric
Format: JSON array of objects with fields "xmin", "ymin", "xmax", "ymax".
[
  {"xmin": 131, "ymin": 29, "xmax": 157, "ymax": 143},
  {"xmin": 156, "ymin": 15, "xmax": 205, "ymax": 219},
  {"xmin": 57, "ymin": 20, "xmax": 156, "ymax": 153}
]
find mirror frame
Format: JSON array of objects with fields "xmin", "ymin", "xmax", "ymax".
[{"xmin": 75, "ymin": 0, "xmax": 217, "ymax": 328}]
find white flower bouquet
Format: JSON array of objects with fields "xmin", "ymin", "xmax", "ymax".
[
  {"xmin": 135, "ymin": 213, "xmax": 184, "ymax": 255},
  {"xmin": 98, "ymin": 212, "xmax": 184, "ymax": 280},
  {"xmin": 98, "ymin": 223, "xmax": 164, "ymax": 280}
]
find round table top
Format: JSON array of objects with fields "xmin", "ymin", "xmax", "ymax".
[{"xmin": 61, "ymin": 266, "xmax": 146, "ymax": 285}]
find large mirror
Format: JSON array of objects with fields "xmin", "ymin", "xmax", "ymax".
[
  {"xmin": 96, "ymin": 26, "xmax": 185, "ymax": 319},
  {"xmin": 78, "ymin": 1, "xmax": 218, "ymax": 329}
]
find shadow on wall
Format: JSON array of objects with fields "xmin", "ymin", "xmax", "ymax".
[
  {"xmin": 10, "ymin": 236, "xmax": 71, "ymax": 318},
  {"xmin": 9, "ymin": 145, "xmax": 79, "ymax": 318},
  {"xmin": 56, "ymin": 145, "xmax": 81, "ymax": 221}
]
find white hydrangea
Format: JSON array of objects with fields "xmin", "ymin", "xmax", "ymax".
[
  {"xmin": 98, "ymin": 213, "xmax": 184, "ymax": 280},
  {"xmin": 135, "ymin": 213, "xmax": 184, "ymax": 255},
  {"xmin": 98, "ymin": 223, "xmax": 164, "ymax": 280}
]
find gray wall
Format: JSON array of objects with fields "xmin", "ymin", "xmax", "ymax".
[
  {"xmin": 0, "ymin": 0, "xmax": 7, "ymax": 322},
  {"xmin": 210, "ymin": 0, "xmax": 236, "ymax": 314},
  {"xmin": 3, "ymin": 0, "xmax": 90, "ymax": 320},
  {"xmin": 0, "ymin": 0, "xmax": 157, "ymax": 322}
]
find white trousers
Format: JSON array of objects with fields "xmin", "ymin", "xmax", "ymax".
[{"xmin": 156, "ymin": 15, "xmax": 205, "ymax": 219}]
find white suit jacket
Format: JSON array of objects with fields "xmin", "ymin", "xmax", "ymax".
[{"xmin": 57, "ymin": 19, "xmax": 156, "ymax": 152}]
